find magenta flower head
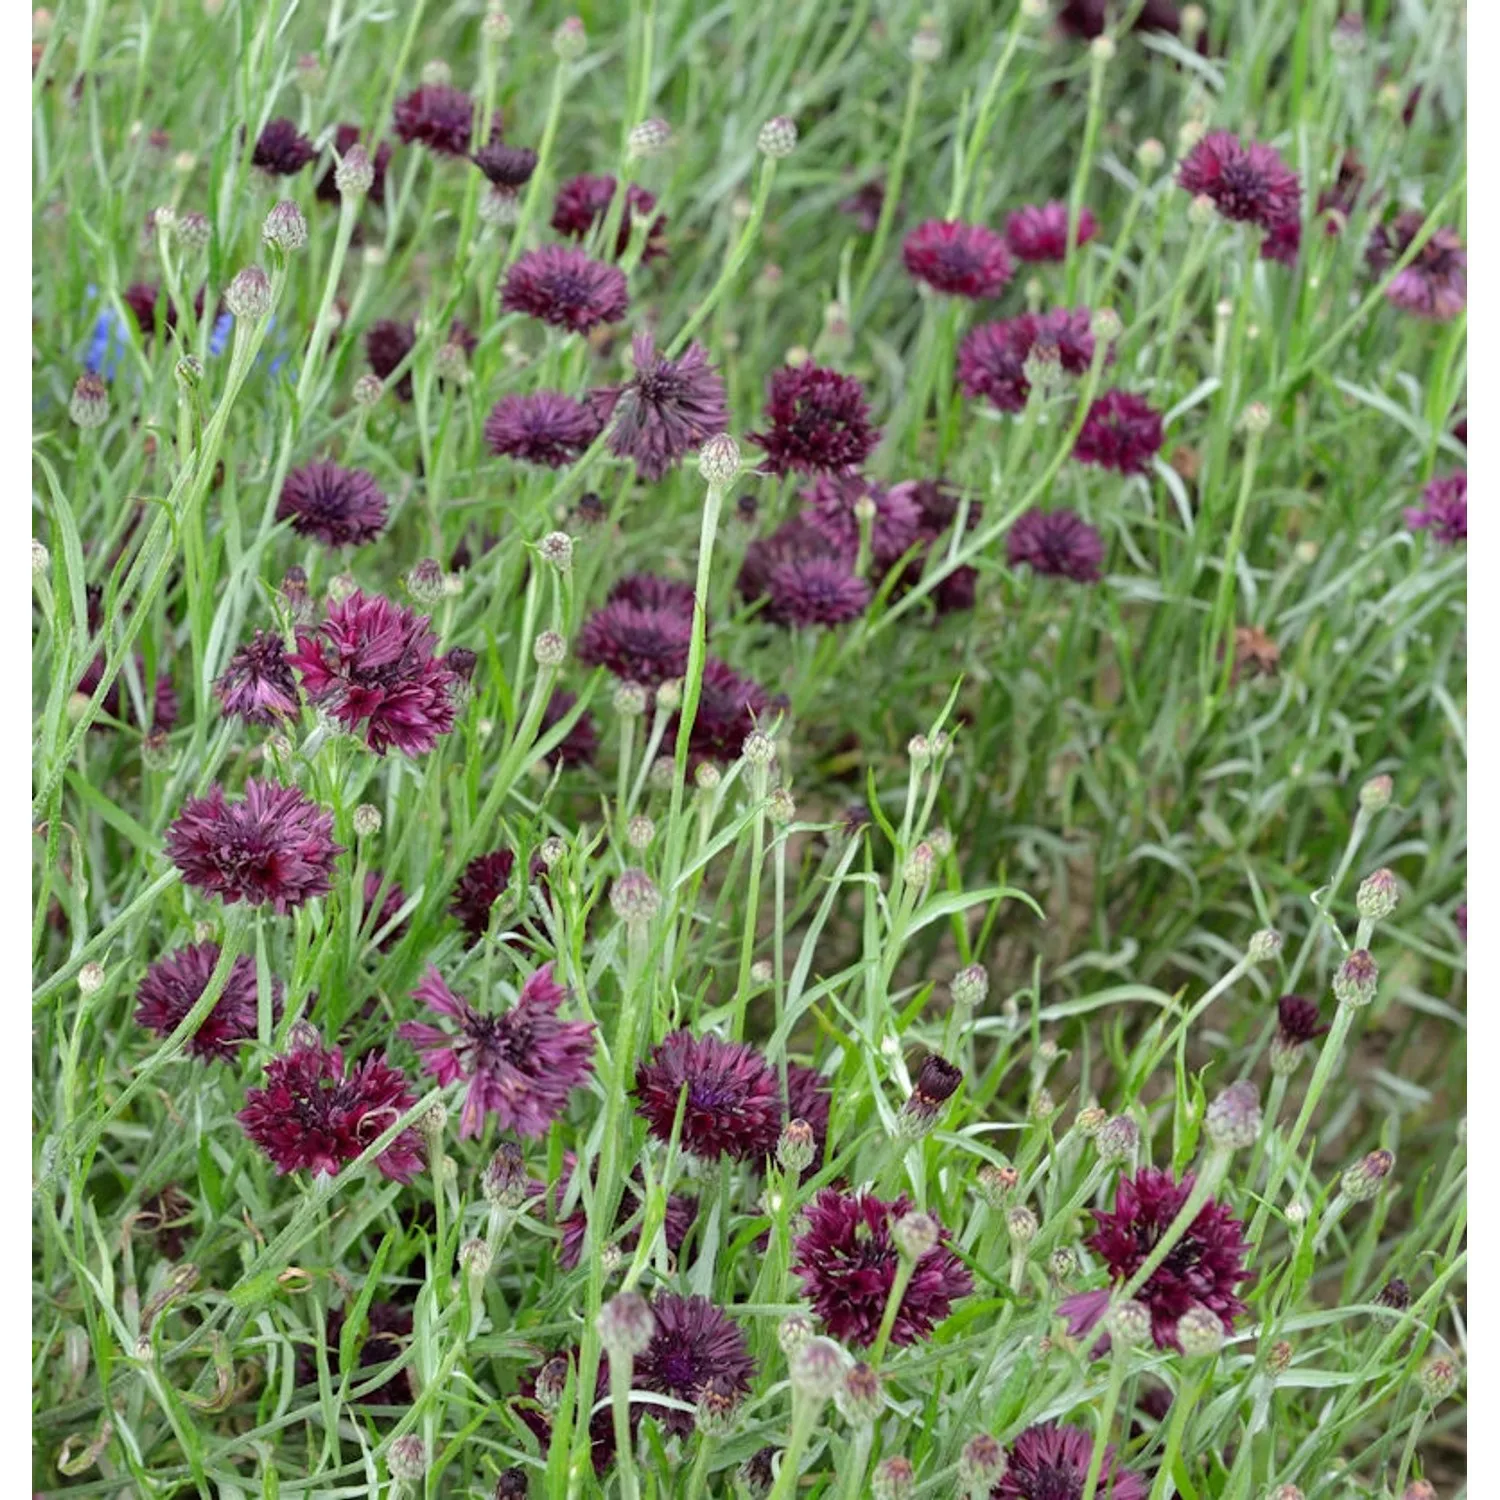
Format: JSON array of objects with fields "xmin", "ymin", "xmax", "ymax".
[
  {"xmin": 902, "ymin": 219, "xmax": 1014, "ymax": 298},
  {"xmin": 749, "ymin": 363, "xmax": 880, "ymax": 476},
  {"xmin": 674, "ymin": 657, "xmax": 769, "ymax": 762},
  {"xmin": 393, "ymin": 84, "xmax": 487, "ymax": 156},
  {"xmin": 1177, "ymin": 132, "xmax": 1302, "ymax": 232},
  {"xmin": 765, "ymin": 558, "xmax": 871, "ymax": 626},
  {"xmin": 451, "ymin": 849, "xmax": 519, "ymax": 943},
  {"xmin": 609, "ymin": 572, "xmax": 697, "ymax": 618},
  {"xmin": 578, "ymin": 599, "xmax": 692, "ymax": 687},
  {"xmin": 1062, "ymin": 1166, "xmax": 1253, "ymax": 1351},
  {"xmin": 135, "ymin": 941, "xmax": 279, "ymax": 1061},
  {"xmin": 957, "ymin": 308, "xmax": 1100, "ymax": 413},
  {"xmin": 400, "ymin": 963, "xmax": 595, "ymax": 1139},
  {"xmin": 289, "ymin": 591, "xmax": 460, "ymax": 756},
  {"xmin": 551, "ymin": 174, "xmax": 668, "ymax": 261},
  {"xmin": 804, "ymin": 474, "xmax": 923, "ymax": 571},
  {"xmin": 593, "ymin": 335, "xmax": 728, "ymax": 481},
  {"xmin": 1005, "ymin": 201, "xmax": 1099, "ymax": 263},
  {"xmin": 994, "ymin": 1421, "xmax": 1147, "ymax": 1500},
  {"xmin": 794, "ymin": 1188, "xmax": 973, "ymax": 1347},
  {"xmin": 473, "ymin": 140, "xmax": 538, "ymax": 189},
  {"xmin": 317, "ymin": 124, "xmax": 392, "ymax": 205},
  {"xmin": 253, "ymin": 117, "xmax": 316, "ymax": 176},
  {"xmin": 276, "ymin": 461, "xmax": 390, "ymax": 548},
  {"xmin": 1073, "ymin": 389, "xmax": 1164, "ymax": 475},
  {"xmin": 634, "ymin": 1030, "xmax": 782, "ymax": 1160},
  {"xmin": 1259, "ymin": 214, "xmax": 1302, "ymax": 267},
  {"xmin": 165, "ymin": 779, "xmax": 342, "ymax": 912},
  {"xmin": 238, "ymin": 1027, "xmax": 424, "ymax": 1183},
  {"xmin": 1404, "ymin": 469, "xmax": 1466, "ymax": 545},
  {"xmin": 365, "ymin": 319, "xmax": 417, "ymax": 401},
  {"xmin": 630, "ymin": 1293, "xmax": 756, "ymax": 1437},
  {"xmin": 1367, "ymin": 212, "xmax": 1466, "ymax": 321},
  {"xmin": 484, "ymin": 391, "xmax": 600, "ymax": 468},
  {"xmin": 1006, "ymin": 507, "xmax": 1105, "ymax": 583},
  {"xmin": 501, "ymin": 245, "xmax": 630, "ymax": 334},
  {"xmin": 215, "ymin": 630, "xmax": 300, "ymax": 725},
  {"xmin": 1275, "ymin": 994, "xmax": 1329, "ymax": 1046},
  {"xmin": 739, "ymin": 518, "xmax": 853, "ymax": 607}
]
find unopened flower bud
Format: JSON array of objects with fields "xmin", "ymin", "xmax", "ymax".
[
  {"xmin": 1049, "ymin": 1246, "xmax": 1078, "ymax": 1282},
  {"xmin": 648, "ymin": 754, "xmax": 675, "ymax": 788},
  {"xmin": 533, "ymin": 631, "xmax": 566, "ymax": 668},
  {"xmin": 612, "ymin": 681, "xmax": 647, "ymax": 719},
  {"xmin": 695, "ymin": 761, "xmax": 721, "ymax": 791},
  {"xmin": 951, "ymin": 964, "xmax": 988, "ymax": 1012},
  {"xmin": 959, "ymin": 1434, "xmax": 1006, "ymax": 1491},
  {"xmin": 1075, "ymin": 1106, "xmax": 1106, "ymax": 1137},
  {"xmin": 1247, "ymin": 928, "xmax": 1283, "ymax": 963},
  {"xmin": 1180, "ymin": 4, "xmax": 1206, "ymax": 41},
  {"xmin": 1187, "ymin": 191, "xmax": 1217, "ymax": 227},
  {"xmin": 175, "ymin": 355, "xmax": 203, "ymax": 392},
  {"xmin": 482, "ymin": 1141, "xmax": 528, "ymax": 1209},
  {"xmin": 1176, "ymin": 1306, "xmax": 1224, "ymax": 1357},
  {"xmin": 610, "ymin": 868, "xmax": 660, "ymax": 926},
  {"xmin": 1006, "ymin": 1205, "xmax": 1039, "ymax": 1245},
  {"xmin": 1205, "ymin": 1080, "xmax": 1262, "ymax": 1151},
  {"xmin": 1109, "ymin": 1299, "xmax": 1153, "ymax": 1349},
  {"xmin": 1030, "ymin": 1087, "xmax": 1056, "ymax": 1121},
  {"xmin": 1091, "ymin": 308, "xmax": 1123, "ymax": 342},
  {"xmin": 459, "ymin": 1237, "xmax": 493, "ymax": 1277},
  {"xmin": 836, "ymin": 1360, "xmax": 882, "ymax": 1424},
  {"xmin": 225, "ymin": 265, "xmax": 272, "ymax": 321},
  {"xmin": 978, "ymin": 1162, "xmax": 1018, "ymax": 1205},
  {"xmin": 626, "ymin": 814, "xmax": 655, "ymax": 851},
  {"xmin": 1267, "ymin": 1338, "xmax": 1294, "ymax": 1375},
  {"xmin": 1341, "ymin": 1148, "xmax": 1394, "ymax": 1203},
  {"xmin": 534, "ymin": 1354, "xmax": 570, "ymax": 1412},
  {"xmin": 352, "ymin": 372, "xmax": 383, "ymax": 406},
  {"xmin": 655, "ymin": 679, "xmax": 682, "ymax": 712},
  {"xmin": 777, "ymin": 1119, "xmax": 816, "ymax": 1173},
  {"xmin": 790, "ymin": 1336, "xmax": 845, "ymax": 1401},
  {"xmin": 352, "ymin": 803, "xmax": 382, "ymax": 838},
  {"xmin": 910, "ymin": 19, "xmax": 942, "ymax": 64},
  {"xmin": 699, "ymin": 432, "xmax": 742, "ymax": 487},
  {"xmin": 873, "ymin": 1456, "xmax": 916, "ymax": 1499},
  {"xmin": 597, "ymin": 1291, "xmax": 655, "ymax": 1358},
  {"xmin": 1269, "ymin": 1487, "xmax": 1304, "ymax": 1500},
  {"xmin": 742, "ymin": 730, "xmax": 776, "ymax": 766},
  {"xmin": 757, "ymin": 116, "xmax": 798, "ymax": 158},
  {"xmin": 1240, "ymin": 401, "xmax": 1272, "ymax": 435},
  {"xmin": 894, "ymin": 1210, "xmax": 940, "ymax": 1261},
  {"xmin": 777, "ymin": 1313, "xmax": 813, "ymax": 1355},
  {"xmin": 177, "ymin": 210, "xmax": 211, "ymax": 250},
  {"xmin": 553, "ymin": 17, "xmax": 586, "ymax": 60},
  {"xmin": 32, "ymin": 538, "xmax": 49, "ymax": 576},
  {"xmin": 539, "ymin": 531, "xmax": 573, "ymax": 572},
  {"xmin": 1137, "ymin": 138, "xmax": 1166, "ymax": 171},
  {"xmin": 1377, "ymin": 1277, "xmax": 1411, "ymax": 1310},
  {"xmin": 70, "ymin": 373, "xmax": 109, "ymax": 429},
  {"xmin": 434, "ymin": 340, "xmax": 469, "ymax": 384},
  {"xmin": 1356, "ymin": 867, "xmax": 1399, "ymax": 921},
  {"xmin": 1090, "ymin": 34, "xmax": 1116, "ymax": 63},
  {"xmin": 1359, "ymin": 774, "xmax": 1393, "ymax": 811},
  {"xmin": 628, "ymin": 118, "xmax": 672, "ymax": 159},
  {"xmin": 767, "ymin": 788, "xmax": 795, "ymax": 826},
  {"xmin": 1333, "ymin": 949, "xmax": 1378, "ymax": 1007},
  {"xmin": 388, "ymin": 1434, "xmax": 426, "ymax": 1482},
  {"xmin": 482, "ymin": 7, "xmax": 513, "ymax": 42},
  {"xmin": 1097, "ymin": 1114, "xmax": 1140, "ymax": 1163},
  {"xmin": 1019, "ymin": 0, "xmax": 1048, "ymax": 16},
  {"xmin": 1417, "ymin": 1354, "xmax": 1460, "ymax": 1404},
  {"xmin": 262, "ymin": 200, "xmax": 307, "ymax": 253},
  {"xmin": 903, "ymin": 841, "xmax": 935, "ymax": 887},
  {"xmin": 78, "ymin": 962, "xmax": 105, "ymax": 996},
  {"xmin": 405, "ymin": 558, "xmax": 444, "ymax": 605}
]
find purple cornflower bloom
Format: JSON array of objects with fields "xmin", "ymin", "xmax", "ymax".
[
  {"xmin": 400, "ymin": 964, "xmax": 595, "ymax": 1139},
  {"xmin": 749, "ymin": 363, "xmax": 879, "ymax": 477},
  {"xmin": 451, "ymin": 850, "xmax": 518, "ymax": 943},
  {"xmin": 484, "ymin": 391, "xmax": 600, "ymax": 467},
  {"xmin": 165, "ymin": 779, "xmax": 342, "ymax": 912},
  {"xmin": 739, "ymin": 518, "xmax": 853, "ymax": 607},
  {"xmin": 578, "ymin": 599, "xmax": 692, "ymax": 687},
  {"xmin": 592, "ymin": 335, "xmax": 728, "ymax": 481},
  {"xmin": 551, "ymin": 174, "xmax": 667, "ymax": 261},
  {"xmin": 365, "ymin": 319, "xmax": 417, "ymax": 401},
  {"xmin": 674, "ymin": 658, "xmax": 769, "ymax": 762},
  {"xmin": 630, "ymin": 1293, "xmax": 756, "ymax": 1437},
  {"xmin": 902, "ymin": 219, "xmax": 1015, "ymax": 298},
  {"xmin": 1073, "ymin": 389, "xmax": 1164, "ymax": 475},
  {"xmin": 239, "ymin": 1029, "xmax": 424, "ymax": 1182},
  {"xmin": 840, "ymin": 179, "xmax": 889, "ymax": 233},
  {"xmin": 993, "ymin": 1421, "xmax": 1147, "ymax": 1500},
  {"xmin": 253, "ymin": 117, "xmax": 316, "ymax": 176},
  {"xmin": 276, "ymin": 461, "xmax": 389, "ymax": 548},
  {"xmin": 793, "ymin": 1188, "xmax": 972, "ymax": 1348},
  {"xmin": 392, "ymin": 84, "xmax": 490, "ymax": 156},
  {"xmin": 633, "ymin": 1030, "xmax": 783, "ymax": 1161},
  {"xmin": 317, "ymin": 123, "xmax": 392, "ymax": 204},
  {"xmin": 501, "ymin": 245, "xmax": 630, "ymax": 334},
  {"xmin": 1404, "ymin": 470, "xmax": 1466, "ymax": 545},
  {"xmin": 555, "ymin": 1156, "xmax": 697, "ymax": 1270},
  {"xmin": 1367, "ymin": 212, "xmax": 1466, "ymax": 321},
  {"xmin": 473, "ymin": 140, "xmax": 538, "ymax": 189},
  {"xmin": 764, "ymin": 558, "xmax": 871, "ymax": 626},
  {"xmin": 1177, "ymin": 132, "xmax": 1302, "ymax": 232},
  {"xmin": 608, "ymin": 572, "xmax": 698, "ymax": 618},
  {"xmin": 289, "ymin": 592, "xmax": 460, "ymax": 756},
  {"xmin": 1006, "ymin": 508, "xmax": 1105, "ymax": 582},
  {"xmin": 803, "ymin": 473, "xmax": 923, "ymax": 571},
  {"xmin": 135, "ymin": 942, "xmax": 278, "ymax": 1061},
  {"xmin": 957, "ymin": 308, "xmax": 1100, "ymax": 413},
  {"xmin": 1005, "ymin": 201, "xmax": 1099, "ymax": 262},
  {"xmin": 215, "ymin": 630, "xmax": 300, "ymax": 725}
]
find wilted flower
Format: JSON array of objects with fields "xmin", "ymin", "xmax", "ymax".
[
  {"xmin": 748, "ymin": 363, "xmax": 880, "ymax": 476},
  {"xmin": 276, "ymin": 461, "xmax": 389, "ymax": 548},
  {"xmin": 633, "ymin": 1030, "xmax": 782, "ymax": 1161},
  {"xmin": 135, "ymin": 942, "xmax": 278, "ymax": 1061},
  {"xmin": 902, "ymin": 219, "xmax": 1014, "ymax": 298},
  {"xmin": 501, "ymin": 245, "xmax": 630, "ymax": 333},
  {"xmin": 1005, "ymin": 201, "xmax": 1100, "ymax": 262},
  {"xmin": 592, "ymin": 335, "xmax": 728, "ymax": 480}
]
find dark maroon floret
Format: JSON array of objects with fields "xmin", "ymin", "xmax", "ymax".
[
  {"xmin": 555, "ymin": 1156, "xmax": 697, "ymax": 1270},
  {"xmin": 839, "ymin": 179, "xmax": 888, "ymax": 233},
  {"xmin": 1058, "ymin": 0, "xmax": 1190, "ymax": 40},
  {"xmin": 957, "ymin": 308, "xmax": 1100, "ymax": 413},
  {"xmin": 451, "ymin": 849, "xmax": 516, "ymax": 943},
  {"xmin": 1367, "ymin": 212, "xmax": 1467, "ymax": 321},
  {"xmin": 253, "ymin": 116, "xmax": 316, "ymax": 176},
  {"xmin": 1404, "ymin": 469, "xmax": 1466, "ymax": 545},
  {"xmin": 764, "ymin": 558, "xmax": 871, "ymax": 626},
  {"xmin": 1177, "ymin": 132, "xmax": 1302, "ymax": 231},
  {"xmin": 608, "ymin": 573, "xmax": 698, "ymax": 618},
  {"xmin": 365, "ymin": 319, "xmax": 416, "ymax": 401},
  {"xmin": 316, "ymin": 123, "xmax": 392, "ymax": 205},
  {"xmin": 135, "ymin": 941, "xmax": 279, "ymax": 1061},
  {"xmin": 501, "ymin": 245, "xmax": 630, "ymax": 334},
  {"xmin": 238, "ymin": 1028, "xmax": 423, "ymax": 1182},
  {"xmin": 540, "ymin": 688, "xmax": 598, "ymax": 768},
  {"xmin": 484, "ymin": 391, "xmax": 600, "ymax": 468},
  {"xmin": 1073, "ymin": 389, "xmax": 1164, "ymax": 475},
  {"xmin": 1275, "ymin": 994, "xmax": 1329, "ymax": 1046},
  {"xmin": 165, "ymin": 779, "xmax": 342, "ymax": 912},
  {"xmin": 673, "ymin": 657, "xmax": 769, "ymax": 762},
  {"xmin": 392, "ymin": 84, "xmax": 490, "ymax": 157},
  {"xmin": 123, "ymin": 280, "xmax": 176, "ymax": 337},
  {"xmin": 793, "ymin": 1188, "xmax": 972, "ymax": 1347},
  {"xmin": 1260, "ymin": 214, "xmax": 1302, "ymax": 266},
  {"xmin": 902, "ymin": 219, "xmax": 1014, "ymax": 298},
  {"xmin": 77, "ymin": 650, "xmax": 178, "ymax": 733},
  {"xmin": 473, "ymin": 140, "xmax": 538, "ymax": 189},
  {"xmin": 631, "ymin": 1293, "xmax": 755, "ymax": 1437},
  {"xmin": 803, "ymin": 474, "xmax": 923, "ymax": 571},
  {"xmin": 1006, "ymin": 508, "xmax": 1105, "ymax": 583},
  {"xmin": 739, "ymin": 518, "xmax": 852, "ymax": 607},
  {"xmin": 992, "ymin": 1421, "xmax": 1147, "ymax": 1500},
  {"xmin": 299, "ymin": 1300, "xmax": 414, "ymax": 1405},
  {"xmin": 578, "ymin": 600, "xmax": 692, "ymax": 687},
  {"xmin": 748, "ymin": 363, "xmax": 880, "ymax": 477},
  {"xmin": 592, "ymin": 334, "xmax": 728, "ymax": 481},
  {"xmin": 551, "ymin": 173, "xmax": 668, "ymax": 261},
  {"xmin": 634, "ymin": 1031, "xmax": 782, "ymax": 1161},
  {"xmin": 215, "ymin": 630, "xmax": 300, "ymax": 726},
  {"xmin": 276, "ymin": 460, "xmax": 389, "ymax": 548},
  {"xmin": 1005, "ymin": 201, "xmax": 1100, "ymax": 263}
]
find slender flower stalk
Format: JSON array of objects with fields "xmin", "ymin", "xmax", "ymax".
[
  {"xmin": 1064, "ymin": 37, "xmax": 1113, "ymax": 304},
  {"xmin": 854, "ymin": 55, "xmax": 929, "ymax": 316}
]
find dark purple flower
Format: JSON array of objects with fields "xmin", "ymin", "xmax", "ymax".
[
  {"xmin": 473, "ymin": 140, "xmax": 537, "ymax": 189},
  {"xmin": 551, "ymin": 173, "xmax": 668, "ymax": 261},
  {"xmin": 764, "ymin": 558, "xmax": 871, "ymax": 626},
  {"xmin": 300, "ymin": 1300, "xmax": 414, "ymax": 1405},
  {"xmin": 1260, "ymin": 214, "xmax": 1302, "ymax": 266},
  {"xmin": 1315, "ymin": 150, "xmax": 1366, "ymax": 230},
  {"xmin": 135, "ymin": 941, "xmax": 278, "ymax": 1061},
  {"xmin": 124, "ymin": 280, "xmax": 175, "ymax": 337},
  {"xmin": 1068, "ymin": 1166, "xmax": 1253, "ymax": 1351},
  {"xmin": 1177, "ymin": 132, "xmax": 1302, "ymax": 232},
  {"xmin": 276, "ymin": 461, "xmax": 389, "ymax": 548},
  {"xmin": 784, "ymin": 1062, "xmax": 832, "ymax": 1168},
  {"xmin": 592, "ymin": 335, "xmax": 728, "ymax": 481},
  {"xmin": 78, "ymin": 651, "xmax": 178, "ymax": 732},
  {"xmin": 631, "ymin": 1293, "xmax": 756, "ymax": 1437},
  {"xmin": 957, "ymin": 308, "xmax": 1100, "ymax": 413},
  {"xmin": 840, "ymin": 179, "xmax": 889, "ymax": 233},
  {"xmin": 739, "ymin": 518, "xmax": 852, "ymax": 607},
  {"xmin": 540, "ymin": 689, "xmax": 598, "ymax": 768},
  {"xmin": 484, "ymin": 391, "xmax": 600, "ymax": 467},
  {"xmin": 1404, "ymin": 470, "xmax": 1466, "ymax": 545},
  {"xmin": 289, "ymin": 592, "xmax": 459, "ymax": 756},
  {"xmin": 451, "ymin": 850, "xmax": 516, "ymax": 943},
  {"xmin": 1006, "ymin": 508, "xmax": 1105, "ymax": 583},
  {"xmin": 165, "ymin": 779, "xmax": 342, "ymax": 912},
  {"xmin": 804, "ymin": 474, "xmax": 923, "ymax": 571},
  {"xmin": 501, "ymin": 245, "xmax": 629, "ymax": 334},
  {"xmin": 239, "ymin": 1029, "xmax": 423, "ymax": 1182},
  {"xmin": 365, "ymin": 319, "xmax": 416, "ymax": 401},
  {"xmin": 1058, "ymin": 0, "xmax": 1190, "ymax": 40},
  {"xmin": 1367, "ymin": 212, "xmax": 1466, "ymax": 321},
  {"xmin": 633, "ymin": 1030, "xmax": 783, "ymax": 1161},
  {"xmin": 1276, "ymin": 994, "xmax": 1329, "ymax": 1046},
  {"xmin": 555, "ymin": 1156, "xmax": 697, "ymax": 1270},
  {"xmin": 673, "ymin": 658, "xmax": 769, "ymax": 762},
  {"xmin": 578, "ymin": 600, "xmax": 692, "ymax": 687},
  {"xmin": 400, "ymin": 964, "xmax": 595, "ymax": 1139},
  {"xmin": 904, "ymin": 1053, "xmax": 963, "ymax": 1126},
  {"xmin": 1073, "ymin": 389, "xmax": 1164, "ymax": 475},
  {"xmin": 749, "ymin": 363, "xmax": 880, "ymax": 477},
  {"xmin": 361, "ymin": 870, "xmax": 408, "ymax": 951},
  {"xmin": 253, "ymin": 117, "xmax": 316, "ymax": 176},
  {"xmin": 608, "ymin": 573, "xmax": 697, "ymax": 618},
  {"xmin": 992, "ymin": 1421, "xmax": 1147, "ymax": 1500},
  {"xmin": 317, "ymin": 123, "xmax": 392, "ymax": 204},
  {"xmin": 215, "ymin": 631, "xmax": 300, "ymax": 725},
  {"xmin": 393, "ymin": 84, "xmax": 487, "ymax": 156},
  {"xmin": 1005, "ymin": 201, "xmax": 1100, "ymax": 262},
  {"xmin": 793, "ymin": 1188, "xmax": 972, "ymax": 1347},
  {"xmin": 902, "ymin": 219, "xmax": 1015, "ymax": 299}
]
